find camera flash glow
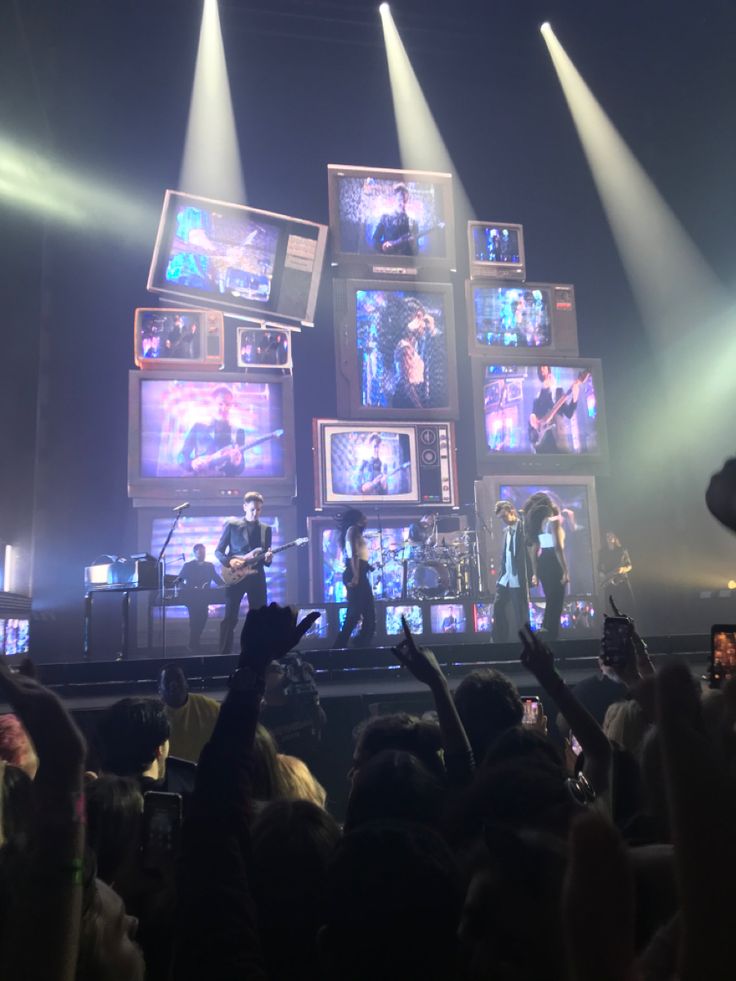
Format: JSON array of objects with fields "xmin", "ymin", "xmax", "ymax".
[{"xmin": 727, "ymin": 580, "xmax": 736, "ymax": 590}]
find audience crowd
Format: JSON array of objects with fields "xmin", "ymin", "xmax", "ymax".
[{"xmin": 1, "ymin": 459, "xmax": 736, "ymax": 980}]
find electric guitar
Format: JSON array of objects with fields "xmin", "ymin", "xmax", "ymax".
[
  {"xmin": 381, "ymin": 222, "xmax": 447, "ymax": 254},
  {"xmin": 221, "ymin": 536, "xmax": 308, "ymax": 586},
  {"xmin": 528, "ymin": 371, "xmax": 590, "ymax": 450},
  {"xmin": 191, "ymin": 429, "xmax": 284, "ymax": 474},
  {"xmin": 361, "ymin": 461, "xmax": 411, "ymax": 493}
]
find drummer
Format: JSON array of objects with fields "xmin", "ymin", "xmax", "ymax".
[{"xmin": 407, "ymin": 513, "xmax": 438, "ymax": 553}]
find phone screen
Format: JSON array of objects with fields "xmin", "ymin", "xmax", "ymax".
[
  {"xmin": 142, "ymin": 791, "xmax": 182, "ymax": 871},
  {"xmin": 569, "ymin": 732, "xmax": 583, "ymax": 756},
  {"xmin": 601, "ymin": 616, "xmax": 634, "ymax": 667},
  {"xmin": 711, "ymin": 625, "xmax": 736, "ymax": 684},
  {"xmin": 522, "ymin": 696, "xmax": 541, "ymax": 726}
]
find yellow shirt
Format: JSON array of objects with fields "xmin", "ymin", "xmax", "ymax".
[{"xmin": 165, "ymin": 693, "xmax": 221, "ymax": 763}]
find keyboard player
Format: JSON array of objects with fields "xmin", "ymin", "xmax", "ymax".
[{"xmin": 176, "ymin": 544, "xmax": 224, "ymax": 653}]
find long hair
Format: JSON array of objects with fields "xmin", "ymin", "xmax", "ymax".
[
  {"xmin": 339, "ymin": 509, "xmax": 364, "ymax": 551},
  {"xmin": 521, "ymin": 492, "xmax": 554, "ymax": 545}
]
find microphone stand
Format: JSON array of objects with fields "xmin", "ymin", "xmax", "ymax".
[
  {"xmin": 157, "ymin": 509, "xmax": 185, "ymax": 659},
  {"xmin": 375, "ymin": 506, "xmax": 385, "ymax": 600}
]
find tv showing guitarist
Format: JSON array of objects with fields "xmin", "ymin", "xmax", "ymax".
[
  {"xmin": 528, "ymin": 365, "xmax": 587, "ymax": 454},
  {"xmin": 178, "ymin": 386, "xmax": 283, "ymax": 476},
  {"xmin": 372, "ymin": 183, "xmax": 420, "ymax": 256},
  {"xmin": 357, "ymin": 433, "xmax": 411, "ymax": 495}
]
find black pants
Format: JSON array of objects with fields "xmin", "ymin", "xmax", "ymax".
[
  {"xmin": 492, "ymin": 585, "xmax": 528, "ymax": 643},
  {"xmin": 218, "ymin": 575, "xmax": 267, "ymax": 655},
  {"xmin": 538, "ymin": 549, "xmax": 565, "ymax": 641},
  {"xmin": 333, "ymin": 573, "xmax": 375, "ymax": 648},
  {"xmin": 184, "ymin": 592, "xmax": 210, "ymax": 651}
]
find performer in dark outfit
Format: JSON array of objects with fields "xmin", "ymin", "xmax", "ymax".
[
  {"xmin": 176, "ymin": 544, "xmax": 224, "ymax": 653},
  {"xmin": 523, "ymin": 492, "xmax": 570, "ymax": 642},
  {"xmin": 178, "ymin": 386, "xmax": 246, "ymax": 477},
  {"xmin": 529, "ymin": 364, "xmax": 582, "ymax": 454},
  {"xmin": 215, "ymin": 491, "xmax": 273, "ymax": 655},
  {"xmin": 333, "ymin": 509, "xmax": 376, "ymax": 649},
  {"xmin": 598, "ymin": 531, "xmax": 635, "ymax": 616},
  {"xmin": 391, "ymin": 299, "xmax": 439, "ymax": 410},
  {"xmin": 492, "ymin": 500, "xmax": 532, "ymax": 643},
  {"xmin": 372, "ymin": 183, "xmax": 419, "ymax": 256}
]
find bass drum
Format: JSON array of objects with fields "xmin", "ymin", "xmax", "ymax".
[{"xmin": 407, "ymin": 560, "xmax": 454, "ymax": 599}]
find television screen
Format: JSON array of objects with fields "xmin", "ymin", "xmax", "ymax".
[
  {"xmin": 473, "ymin": 359, "xmax": 605, "ymax": 470},
  {"xmin": 296, "ymin": 608, "xmax": 329, "ymax": 641},
  {"xmin": 429, "ymin": 603, "xmax": 467, "ymax": 634},
  {"xmin": 385, "ymin": 605, "xmax": 424, "ymax": 637},
  {"xmin": 528, "ymin": 597, "xmax": 597, "ymax": 636},
  {"xmin": 1, "ymin": 618, "xmax": 30, "ymax": 656},
  {"xmin": 237, "ymin": 325, "xmax": 292, "ymax": 370},
  {"xmin": 140, "ymin": 379, "xmax": 285, "ymax": 478},
  {"xmin": 466, "ymin": 283, "xmax": 578, "ymax": 356},
  {"xmin": 313, "ymin": 420, "xmax": 458, "ymax": 508},
  {"xmin": 335, "ymin": 280, "xmax": 459, "ymax": 420},
  {"xmin": 134, "ymin": 308, "xmax": 224, "ymax": 369},
  {"xmin": 468, "ymin": 220, "xmax": 525, "ymax": 280},
  {"xmin": 147, "ymin": 190, "xmax": 327, "ymax": 327},
  {"xmin": 328, "ymin": 164, "xmax": 455, "ymax": 271},
  {"xmin": 473, "ymin": 602, "xmax": 493, "ymax": 633}
]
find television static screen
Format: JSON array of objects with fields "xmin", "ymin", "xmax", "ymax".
[
  {"xmin": 356, "ymin": 288, "xmax": 450, "ymax": 410},
  {"xmin": 329, "ymin": 430, "xmax": 414, "ymax": 497},
  {"xmin": 472, "ymin": 286, "xmax": 552, "ymax": 349},
  {"xmin": 163, "ymin": 202, "xmax": 279, "ymax": 305},
  {"xmin": 336, "ymin": 175, "xmax": 448, "ymax": 259},
  {"xmin": 385, "ymin": 605, "xmax": 424, "ymax": 636},
  {"xmin": 472, "ymin": 225, "xmax": 521, "ymax": 264},
  {"xmin": 499, "ymin": 482, "xmax": 597, "ymax": 598},
  {"xmin": 483, "ymin": 364, "xmax": 598, "ymax": 456},
  {"xmin": 139, "ymin": 379, "xmax": 285, "ymax": 479}
]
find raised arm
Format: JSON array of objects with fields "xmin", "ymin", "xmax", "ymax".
[{"xmin": 519, "ymin": 624, "xmax": 611, "ymax": 794}]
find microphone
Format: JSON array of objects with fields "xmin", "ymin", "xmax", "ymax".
[{"xmin": 172, "ymin": 502, "xmax": 190, "ymax": 512}]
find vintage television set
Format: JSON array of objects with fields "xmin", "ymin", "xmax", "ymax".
[
  {"xmin": 128, "ymin": 371, "xmax": 296, "ymax": 505},
  {"xmin": 237, "ymin": 322, "xmax": 293, "ymax": 371},
  {"xmin": 0, "ymin": 618, "xmax": 30, "ymax": 657},
  {"xmin": 135, "ymin": 507, "xmax": 300, "ymax": 650},
  {"xmin": 468, "ymin": 220, "xmax": 526, "ymax": 281},
  {"xmin": 428, "ymin": 601, "xmax": 468, "ymax": 637},
  {"xmin": 312, "ymin": 419, "xmax": 458, "ymax": 509},
  {"xmin": 134, "ymin": 308, "xmax": 225, "ymax": 370},
  {"xmin": 471, "ymin": 357, "xmax": 607, "ymax": 474},
  {"xmin": 307, "ymin": 512, "xmax": 468, "ymax": 605},
  {"xmin": 465, "ymin": 282, "xmax": 578, "ymax": 358},
  {"xmin": 147, "ymin": 190, "xmax": 328, "ymax": 328},
  {"xmin": 334, "ymin": 279, "xmax": 459, "ymax": 421},
  {"xmin": 384, "ymin": 604, "xmax": 425, "ymax": 638},
  {"xmin": 327, "ymin": 164, "xmax": 455, "ymax": 275},
  {"xmin": 473, "ymin": 474, "xmax": 601, "ymax": 616}
]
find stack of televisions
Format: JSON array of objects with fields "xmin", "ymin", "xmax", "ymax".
[
  {"xmin": 313, "ymin": 165, "xmax": 607, "ymax": 646},
  {"xmin": 128, "ymin": 189, "xmax": 328, "ymax": 651}
]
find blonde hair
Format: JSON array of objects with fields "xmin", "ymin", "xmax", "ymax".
[{"xmin": 277, "ymin": 754, "xmax": 327, "ymax": 809}]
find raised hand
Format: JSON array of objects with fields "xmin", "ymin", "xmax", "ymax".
[
  {"xmin": 519, "ymin": 622, "xmax": 559, "ymax": 688},
  {"xmin": 391, "ymin": 615, "xmax": 444, "ymax": 688},
  {"xmin": 240, "ymin": 603, "xmax": 320, "ymax": 672}
]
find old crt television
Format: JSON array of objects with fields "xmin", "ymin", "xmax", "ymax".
[
  {"xmin": 334, "ymin": 279, "xmax": 459, "ymax": 421},
  {"xmin": 468, "ymin": 220, "xmax": 525, "ymax": 281},
  {"xmin": 134, "ymin": 308, "xmax": 225, "ymax": 369},
  {"xmin": 471, "ymin": 357, "xmax": 607, "ymax": 474},
  {"xmin": 307, "ymin": 513, "xmax": 468, "ymax": 604},
  {"xmin": 313, "ymin": 419, "xmax": 458, "ymax": 508},
  {"xmin": 466, "ymin": 282, "xmax": 578, "ymax": 357},
  {"xmin": 237, "ymin": 322, "xmax": 292, "ymax": 370},
  {"xmin": 327, "ymin": 164, "xmax": 455, "ymax": 274},
  {"xmin": 128, "ymin": 371, "xmax": 296, "ymax": 504},
  {"xmin": 473, "ymin": 474, "xmax": 601, "ymax": 602},
  {"xmin": 385, "ymin": 605, "xmax": 425, "ymax": 637},
  {"xmin": 428, "ymin": 602, "xmax": 468, "ymax": 636},
  {"xmin": 147, "ymin": 190, "xmax": 328, "ymax": 327}
]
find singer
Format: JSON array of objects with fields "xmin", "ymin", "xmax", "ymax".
[
  {"xmin": 176, "ymin": 544, "xmax": 223, "ymax": 653},
  {"xmin": 177, "ymin": 386, "xmax": 246, "ymax": 476},
  {"xmin": 214, "ymin": 490, "xmax": 273, "ymax": 655},
  {"xmin": 391, "ymin": 298, "xmax": 440, "ymax": 409}
]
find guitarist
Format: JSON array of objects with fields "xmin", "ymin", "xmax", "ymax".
[
  {"xmin": 178, "ymin": 386, "xmax": 246, "ymax": 477},
  {"xmin": 372, "ymin": 183, "xmax": 419, "ymax": 256},
  {"xmin": 358, "ymin": 433, "xmax": 389, "ymax": 495},
  {"xmin": 529, "ymin": 364, "xmax": 582, "ymax": 454},
  {"xmin": 215, "ymin": 491, "xmax": 273, "ymax": 655},
  {"xmin": 597, "ymin": 531, "xmax": 635, "ymax": 616}
]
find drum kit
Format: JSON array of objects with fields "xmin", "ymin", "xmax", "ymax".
[{"xmin": 368, "ymin": 529, "xmax": 479, "ymax": 601}]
